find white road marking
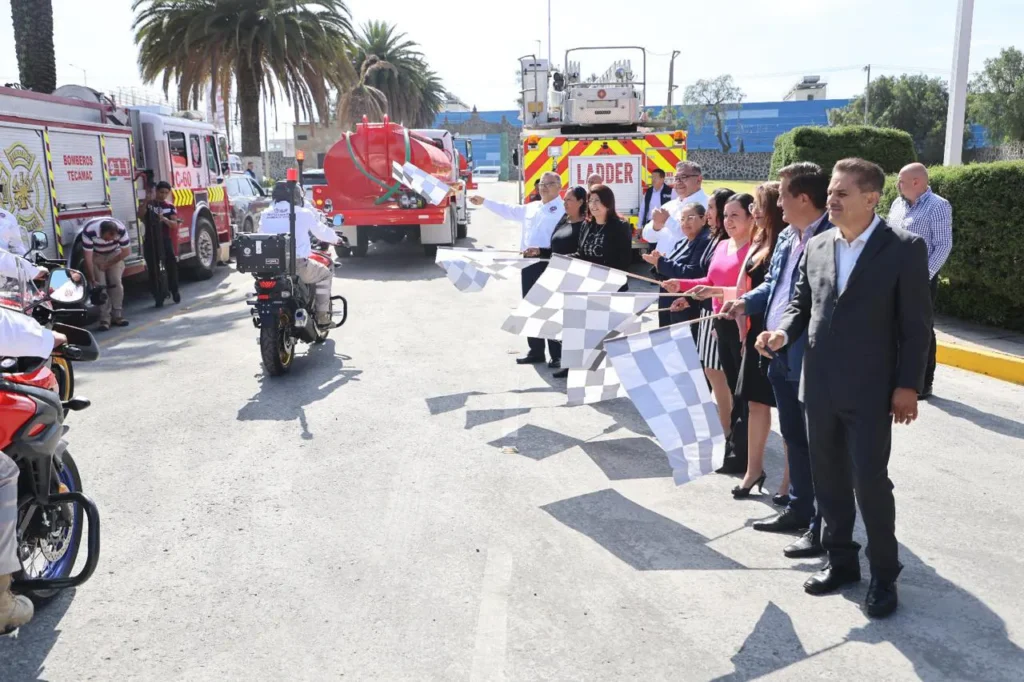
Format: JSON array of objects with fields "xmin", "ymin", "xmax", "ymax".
[{"xmin": 469, "ymin": 545, "xmax": 514, "ymax": 682}]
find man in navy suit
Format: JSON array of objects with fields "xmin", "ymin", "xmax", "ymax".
[
  {"xmin": 639, "ymin": 169, "xmax": 674, "ymax": 228},
  {"xmin": 722, "ymin": 162, "xmax": 833, "ymax": 558}
]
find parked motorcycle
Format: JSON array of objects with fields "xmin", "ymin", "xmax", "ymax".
[
  {"xmin": 1, "ymin": 268, "xmax": 101, "ymax": 603},
  {"xmin": 21, "ymin": 231, "xmax": 101, "ymax": 402},
  {"xmin": 235, "ymin": 185, "xmax": 348, "ymax": 376}
]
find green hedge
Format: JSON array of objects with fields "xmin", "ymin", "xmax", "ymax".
[
  {"xmin": 770, "ymin": 125, "xmax": 917, "ymax": 177},
  {"xmin": 879, "ymin": 161, "xmax": 1024, "ymax": 332}
]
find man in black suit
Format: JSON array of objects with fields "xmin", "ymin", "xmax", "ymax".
[
  {"xmin": 756, "ymin": 158, "xmax": 932, "ymax": 619},
  {"xmin": 639, "ymin": 169, "xmax": 674, "ymax": 228}
]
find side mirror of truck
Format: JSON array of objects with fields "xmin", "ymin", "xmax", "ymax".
[{"xmin": 30, "ymin": 231, "xmax": 49, "ymax": 252}]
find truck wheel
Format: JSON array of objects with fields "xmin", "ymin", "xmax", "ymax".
[
  {"xmin": 189, "ymin": 217, "xmax": 218, "ymax": 280},
  {"xmin": 457, "ymin": 223, "xmax": 467, "ymax": 240},
  {"xmin": 335, "ymin": 244, "xmax": 351, "ymax": 259},
  {"xmin": 351, "ymin": 227, "xmax": 368, "ymax": 257},
  {"xmin": 423, "ymin": 244, "xmax": 437, "ymax": 257}
]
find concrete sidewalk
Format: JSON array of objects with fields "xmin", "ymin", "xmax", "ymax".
[{"xmin": 935, "ymin": 315, "xmax": 1024, "ymax": 385}]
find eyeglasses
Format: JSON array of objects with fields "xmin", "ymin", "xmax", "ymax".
[
  {"xmin": 587, "ymin": 197, "xmax": 602, "ymax": 205},
  {"xmin": 675, "ymin": 174, "xmax": 699, "ymax": 180},
  {"xmin": 539, "ymin": 181, "xmax": 560, "ymax": 188}
]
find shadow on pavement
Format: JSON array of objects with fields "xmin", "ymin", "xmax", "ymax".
[
  {"xmin": 926, "ymin": 396, "xmax": 1024, "ymax": 441},
  {"xmin": 0, "ymin": 588, "xmax": 75, "ymax": 681},
  {"xmin": 236, "ymin": 339, "xmax": 362, "ymax": 440},
  {"xmin": 714, "ymin": 543, "xmax": 1024, "ymax": 681},
  {"xmin": 542, "ymin": 488, "xmax": 746, "ymax": 571}
]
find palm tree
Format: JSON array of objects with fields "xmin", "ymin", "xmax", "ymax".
[
  {"xmin": 132, "ymin": 0, "xmax": 355, "ymax": 155},
  {"xmin": 336, "ymin": 21, "xmax": 445, "ymax": 130},
  {"xmin": 10, "ymin": 0, "xmax": 57, "ymax": 93},
  {"xmin": 335, "ymin": 55, "xmax": 394, "ymax": 130}
]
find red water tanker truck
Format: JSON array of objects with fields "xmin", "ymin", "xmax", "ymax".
[{"xmin": 313, "ymin": 115, "xmax": 466, "ymax": 257}]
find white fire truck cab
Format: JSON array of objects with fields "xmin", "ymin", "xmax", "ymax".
[{"xmin": 0, "ymin": 84, "xmax": 232, "ymax": 280}]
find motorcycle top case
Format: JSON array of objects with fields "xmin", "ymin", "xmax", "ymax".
[{"xmin": 235, "ymin": 233, "xmax": 293, "ymax": 274}]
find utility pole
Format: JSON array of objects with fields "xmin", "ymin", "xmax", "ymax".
[
  {"xmin": 863, "ymin": 65, "xmax": 871, "ymax": 125},
  {"xmin": 944, "ymin": 0, "xmax": 975, "ymax": 166},
  {"xmin": 547, "ymin": 0, "xmax": 552, "ymax": 66},
  {"xmin": 667, "ymin": 50, "xmax": 680, "ymax": 109}
]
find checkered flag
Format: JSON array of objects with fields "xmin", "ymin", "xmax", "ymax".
[
  {"xmin": 502, "ymin": 254, "xmax": 629, "ymax": 340},
  {"xmin": 604, "ymin": 322, "xmax": 726, "ymax": 484},
  {"xmin": 561, "ymin": 292, "xmax": 659, "ymax": 370},
  {"xmin": 565, "ymin": 314, "xmax": 643, "ymax": 405},
  {"xmin": 392, "ymin": 161, "xmax": 452, "ymax": 205},
  {"xmin": 437, "ymin": 256, "xmax": 543, "ymax": 292}
]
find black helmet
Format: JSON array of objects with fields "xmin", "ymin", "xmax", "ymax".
[{"xmin": 271, "ymin": 181, "xmax": 303, "ymax": 206}]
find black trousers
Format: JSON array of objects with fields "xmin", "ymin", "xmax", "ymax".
[
  {"xmin": 925, "ymin": 275, "xmax": 938, "ymax": 389},
  {"xmin": 805, "ymin": 396, "xmax": 900, "ymax": 581},
  {"xmin": 714, "ymin": 317, "xmax": 748, "ymax": 463},
  {"xmin": 521, "ymin": 261, "xmax": 558, "ymax": 360},
  {"xmin": 144, "ymin": 224, "xmax": 179, "ymax": 303}
]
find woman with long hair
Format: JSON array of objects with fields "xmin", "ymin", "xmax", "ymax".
[
  {"xmin": 525, "ymin": 186, "xmax": 589, "ymax": 379},
  {"xmin": 669, "ymin": 188, "xmax": 736, "ymax": 449},
  {"xmin": 575, "ymin": 184, "xmax": 633, "ymax": 275},
  {"xmin": 729, "ymin": 182, "xmax": 787, "ymax": 498}
]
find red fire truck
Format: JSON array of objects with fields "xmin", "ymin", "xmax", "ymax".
[{"xmin": 0, "ymin": 85, "xmax": 232, "ymax": 278}]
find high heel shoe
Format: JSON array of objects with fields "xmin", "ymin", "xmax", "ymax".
[{"xmin": 732, "ymin": 471, "xmax": 767, "ymax": 499}]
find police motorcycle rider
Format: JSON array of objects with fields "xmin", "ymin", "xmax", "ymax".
[
  {"xmin": 258, "ymin": 182, "xmax": 342, "ymax": 326},
  {"xmin": 0, "ymin": 247, "xmax": 68, "ymax": 633}
]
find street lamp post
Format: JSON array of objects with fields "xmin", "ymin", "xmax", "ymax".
[
  {"xmin": 69, "ymin": 63, "xmax": 87, "ymax": 86},
  {"xmin": 944, "ymin": 0, "xmax": 975, "ymax": 166}
]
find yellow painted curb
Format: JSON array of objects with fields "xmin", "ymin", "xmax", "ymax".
[{"xmin": 936, "ymin": 342, "xmax": 1024, "ymax": 385}]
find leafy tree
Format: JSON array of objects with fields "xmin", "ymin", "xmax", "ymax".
[
  {"xmin": 828, "ymin": 74, "xmax": 963, "ymax": 164},
  {"xmin": 683, "ymin": 75, "xmax": 744, "ymax": 153},
  {"xmin": 969, "ymin": 46, "xmax": 1024, "ymax": 143}
]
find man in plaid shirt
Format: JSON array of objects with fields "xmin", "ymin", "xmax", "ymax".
[{"xmin": 887, "ymin": 163, "xmax": 952, "ymax": 398}]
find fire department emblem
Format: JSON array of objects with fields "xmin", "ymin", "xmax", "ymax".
[{"xmin": 0, "ymin": 142, "xmax": 48, "ymax": 234}]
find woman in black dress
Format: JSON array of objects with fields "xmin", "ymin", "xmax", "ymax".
[
  {"xmin": 732, "ymin": 181, "xmax": 786, "ymax": 498},
  {"xmin": 524, "ymin": 186, "xmax": 588, "ymax": 378},
  {"xmin": 575, "ymin": 184, "xmax": 634, "ymax": 277}
]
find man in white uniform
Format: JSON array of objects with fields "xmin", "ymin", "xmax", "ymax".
[
  {"xmin": 259, "ymin": 182, "xmax": 342, "ymax": 326},
  {"xmin": 0, "ymin": 249, "xmax": 67, "ymax": 633},
  {"xmin": 641, "ymin": 161, "xmax": 709, "ymax": 256},
  {"xmin": 0, "ymin": 209, "xmax": 28, "ymax": 256},
  {"xmin": 469, "ymin": 171, "xmax": 565, "ymax": 366}
]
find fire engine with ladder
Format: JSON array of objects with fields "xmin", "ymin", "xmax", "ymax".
[
  {"xmin": 516, "ymin": 46, "xmax": 688, "ymax": 256},
  {"xmin": 0, "ymin": 85, "xmax": 232, "ymax": 279}
]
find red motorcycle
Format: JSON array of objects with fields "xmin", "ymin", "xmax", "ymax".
[{"xmin": 1, "ymin": 268, "xmax": 101, "ymax": 603}]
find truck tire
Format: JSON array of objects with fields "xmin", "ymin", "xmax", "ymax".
[
  {"xmin": 189, "ymin": 217, "xmax": 218, "ymax": 280},
  {"xmin": 457, "ymin": 223, "xmax": 467, "ymax": 240},
  {"xmin": 351, "ymin": 227, "xmax": 368, "ymax": 257}
]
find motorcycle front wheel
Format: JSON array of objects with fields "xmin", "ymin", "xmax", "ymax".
[
  {"xmin": 260, "ymin": 311, "xmax": 295, "ymax": 375},
  {"xmin": 15, "ymin": 450, "xmax": 84, "ymax": 603}
]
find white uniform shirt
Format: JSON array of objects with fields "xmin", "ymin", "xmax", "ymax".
[
  {"xmin": 0, "ymin": 307, "xmax": 53, "ymax": 358},
  {"xmin": 641, "ymin": 188, "xmax": 710, "ymax": 254},
  {"xmin": 0, "ymin": 209, "xmax": 27, "ymax": 256},
  {"xmin": 482, "ymin": 197, "xmax": 564, "ymax": 251},
  {"xmin": 258, "ymin": 201, "xmax": 340, "ymax": 259}
]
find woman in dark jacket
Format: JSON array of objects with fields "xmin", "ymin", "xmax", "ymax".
[
  {"xmin": 646, "ymin": 202, "xmax": 712, "ymax": 337},
  {"xmin": 574, "ymin": 184, "xmax": 633, "ymax": 277},
  {"xmin": 524, "ymin": 186, "xmax": 588, "ymax": 378}
]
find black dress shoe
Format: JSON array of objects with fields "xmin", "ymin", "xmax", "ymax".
[
  {"xmin": 753, "ymin": 509, "xmax": 809, "ymax": 534},
  {"xmin": 804, "ymin": 564, "xmax": 861, "ymax": 595},
  {"xmin": 516, "ymin": 354, "xmax": 545, "ymax": 365},
  {"xmin": 772, "ymin": 493, "xmax": 791, "ymax": 507},
  {"xmin": 548, "ymin": 359, "xmax": 561, "ymax": 369},
  {"xmin": 865, "ymin": 577, "xmax": 898, "ymax": 618},
  {"xmin": 784, "ymin": 530, "xmax": 824, "ymax": 558},
  {"xmin": 552, "ymin": 368, "xmax": 568, "ymax": 379}
]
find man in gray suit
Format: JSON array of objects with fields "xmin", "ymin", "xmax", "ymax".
[{"xmin": 756, "ymin": 157, "xmax": 932, "ymax": 619}]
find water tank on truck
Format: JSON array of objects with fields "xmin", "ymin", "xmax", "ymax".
[{"xmin": 319, "ymin": 115, "xmax": 458, "ymax": 257}]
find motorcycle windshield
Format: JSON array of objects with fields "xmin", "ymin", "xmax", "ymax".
[{"xmin": 0, "ymin": 255, "xmax": 41, "ymax": 313}]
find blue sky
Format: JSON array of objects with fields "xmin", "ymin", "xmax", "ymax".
[{"xmin": 1, "ymin": 0, "xmax": 1020, "ymax": 120}]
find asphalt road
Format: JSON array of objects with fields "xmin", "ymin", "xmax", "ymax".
[{"xmin": 3, "ymin": 181, "xmax": 1023, "ymax": 681}]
